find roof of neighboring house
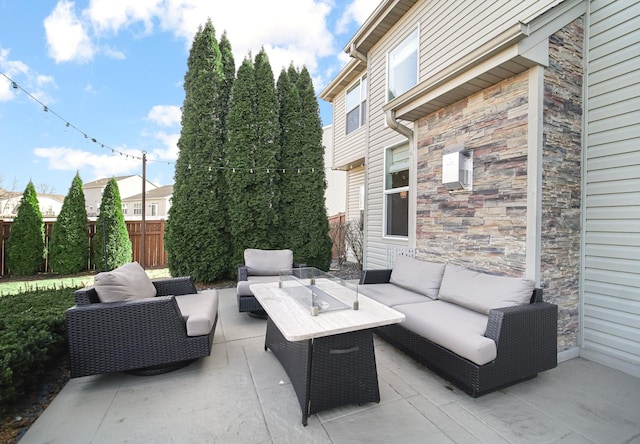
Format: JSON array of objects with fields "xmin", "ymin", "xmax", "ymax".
[
  {"xmin": 122, "ymin": 184, "xmax": 173, "ymax": 201},
  {"xmin": 83, "ymin": 175, "xmax": 136, "ymax": 189},
  {"xmin": 0, "ymin": 189, "xmax": 64, "ymax": 203}
]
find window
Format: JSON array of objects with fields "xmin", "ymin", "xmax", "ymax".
[
  {"xmin": 122, "ymin": 203, "xmax": 128, "ymax": 215},
  {"xmin": 150, "ymin": 203, "xmax": 158, "ymax": 216},
  {"xmin": 134, "ymin": 203, "xmax": 142, "ymax": 215},
  {"xmin": 387, "ymin": 28, "xmax": 418, "ymax": 101},
  {"xmin": 384, "ymin": 145, "xmax": 409, "ymax": 237},
  {"xmin": 346, "ymin": 75, "xmax": 367, "ymax": 134}
]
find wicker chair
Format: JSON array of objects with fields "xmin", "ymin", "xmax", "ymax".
[
  {"xmin": 237, "ymin": 248, "xmax": 304, "ymax": 316},
  {"xmin": 67, "ymin": 276, "xmax": 217, "ymax": 378}
]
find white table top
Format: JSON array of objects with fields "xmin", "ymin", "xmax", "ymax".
[{"xmin": 251, "ymin": 281, "xmax": 405, "ymax": 341}]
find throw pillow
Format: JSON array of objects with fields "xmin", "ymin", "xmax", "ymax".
[
  {"xmin": 389, "ymin": 256, "xmax": 446, "ymax": 299},
  {"xmin": 94, "ymin": 261, "xmax": 157, "ymax": 303}
]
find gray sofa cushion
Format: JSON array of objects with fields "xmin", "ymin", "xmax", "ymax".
[
  {"xmin": 237, "ymin": 275, "xmax": 281, "ymax": 296},
  {"xmin": 389, "ymin": 256, "xmax": 446, "ymax": 299},
  {"xmin": 244, "ymin": 249, "xmax": 293, "ymax": 276},
  {"xmin": 175, "ymin": 289, "xmax": 219, "ymax": 337},
  {"xmin": 394, "ymin": 300, "xmax": 496, "ymax": 366},
  {"xmin": 94, "ymin": 261, "xmax": 157, "ymax": 303},
  {"xmin": 438, "ymin": 265, "xmax": 535, "ymax": 315},
  {"xmin": 358, "ymin": 283, "xmax": 433, "ymax": 307}
]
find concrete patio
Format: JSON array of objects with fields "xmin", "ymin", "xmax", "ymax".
[{"xmin": 22, "ymin": 287, "xmax": 640, "ymax": 444}]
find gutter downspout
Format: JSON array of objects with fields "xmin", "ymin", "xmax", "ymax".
[
  {"xmin": 385, "ymin": 109, "xmax": 413, "ymax": 142},
  {"xmin": 349, "ymin": 42, "xmax": 367, "ymax": 64}
]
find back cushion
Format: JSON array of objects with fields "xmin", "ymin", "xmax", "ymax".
[
  {"xmin": 244, "ymin": 249, "xmax": 293, "ymax": 276},
  {"xmin": 389, "ymin": 256, "xmax": 446, "ymax": 299},
  {"xmin": 438, "ymin": 264, "xmax": 535, "ymax": 314},
  {"xmin": 94, "ymin": 261, "xmax": 157, "ymax": 303}
]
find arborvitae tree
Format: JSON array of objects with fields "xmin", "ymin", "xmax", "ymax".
[
  {"xmin": 219, "ymin": 31, "xmax": 235, "ymax": 143},
  {"xmin": 49, "ymin": 172, "xmax": 89, "ymax": 274},
  {"xmin": 6, "ymin": 181, "xmax": 45, "ymax": 275},
  {"xmin": 91, "ymin": 178, "xmax": 131, "ymax": 271},
  {"xmin": 279, "ymin": 66, "xmax": 332, "ymax": 269},
  {"xmin": 165, "ymin": 19, "xmax": 230, "ymax": 282},
  {"xmin": 226, "ymin": 49, "xmax": 281, "ymax": 267}
]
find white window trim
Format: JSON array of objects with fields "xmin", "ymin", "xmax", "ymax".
[
  {"xmin": 386, "ymin": 26, "xmax": 420, "ymax": 103},
  {"xmin": 383, "ymin": 142, "xmax": 410, "ymax": 240},
  {"xmin": 345, "ymin": 74, "xmax": 368, "ymax": 135}
]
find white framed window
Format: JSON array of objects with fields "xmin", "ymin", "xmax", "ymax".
[
  {"xmin": 384, "ymin": 144, "xmax": 409, "ymax": 237},
  {"xmin": 134, "ymin": 203, "xmax": 142, "ymax": 215},
  {"xmin": 150, "ymin": 203, "xmax": 158, "ymax": 216},
  {"xmin": 345, "ymin": 75, "xmax": 367, "ymax": 134},
  {"xmin": 122, "ymin": 203, "xmax": 128, "ymax": 215},
  {"xmin": 387, "ymin": 28, "xmax": 419, "ymax": 101}
]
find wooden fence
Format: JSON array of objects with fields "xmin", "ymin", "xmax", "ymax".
[{"xmin": 0, "ymin": 220, "xmax": 168, "ymax": 276}]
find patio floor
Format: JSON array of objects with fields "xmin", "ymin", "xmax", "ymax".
[{"xmin": 21, "ymin": 287, "xmax": 640, "ymax": 444}]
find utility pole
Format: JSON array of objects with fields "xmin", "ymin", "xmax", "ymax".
[{"xmin": 141, "ymin": 152, "xmax": 146, "ymax": 269}]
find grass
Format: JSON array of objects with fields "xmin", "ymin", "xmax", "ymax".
[{"xmin": 0, "ymin": 268, "xmax": 172, "ymax": 296}]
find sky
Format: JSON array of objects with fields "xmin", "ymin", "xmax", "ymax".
[{"xmin": 0, "ymin": 0, "xmax": 380, "ymax": 196}]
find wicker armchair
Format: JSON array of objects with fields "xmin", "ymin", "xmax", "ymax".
[
  {"xmin": 237, "ymin": 249, "xmax": 304, "ymax": 316},
  {"xmin": 67, "ymin": 276, "xmax": 217, "ymax": 378}
]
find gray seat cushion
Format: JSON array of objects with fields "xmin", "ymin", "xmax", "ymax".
[
  {"xmin": 438, "ymin": 265, "xmax": 535, "ymax": 314},
  {"xmin": 175, "ymin": 289, "xmax": 219, "ymax": 337},
  {"xmin": 237, "ymin": 275, "xmax": 281, "ymax": 296},
  {"xmin": 94, "ymin": 261, "xmax": 157, "ymax": 303},
  {"xmin": 358, "ymin": 283, "xmax": 433, "ymax": 307},
  {"xmin": 244, "ymin": 249, "xmax": 293, "ymax": 276},
  {"xmin": 393, "ymin": 300, "xmax": 496, "ymax": 366},
  {"xmin": 389, "ymin": 256, "xmax": 446, "ymax": 299}
]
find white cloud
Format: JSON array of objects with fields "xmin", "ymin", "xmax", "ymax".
[
  {"xmin": 0, "ymin": 48, "xmax": 57, "ymax": 103},
  {"xmin": 146, "ymin": 105, "xmax": 181, "ymax": 127},
  {"xmin": 149, "ymin": 131, "xmax": 179, "ymax": 161},
  {"xmin": 44, "ymin": 0, "xmax": 94, "ymax": 63},
  {"xmin": 85, "ymin": 0, "xmax": 161, "ymax": 34},
  {"xmin": 34, "ymin": 146, "xmax": 140, "ymax": 178},
  {"xmin": 336, "ymin": 0, "xmax": 379, "ymax": 34}
]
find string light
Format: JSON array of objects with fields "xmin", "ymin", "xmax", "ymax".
[{"xmin": 2, "ymin": 71, "xmax": 336, "ymax": 174}]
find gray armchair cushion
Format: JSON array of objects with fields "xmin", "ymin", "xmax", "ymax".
[
  {"xmin": 244, "ymin": 249, "xmax": 293, "ymax": 276},
  {"xmin": 175, "ymin": 289, "xmax": 219, "ymax": 337},
  {"xmin": 94, "ymin": 261, "xmax": 157, "ymax": 303},
  {"xmin": 438, "ymin": 265, "xmax": 535, "ymax": 314},
  {"xmin": 389, "ymin": 256, "xmax": 446, "ymax": 299}
]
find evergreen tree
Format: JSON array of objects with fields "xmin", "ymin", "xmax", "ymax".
[
  {"xmin": 226, "ymin": 49, "xmax": 281, "ymax": 266},
  {"xmin": 278, "ymin": 66, "xmax": 332, "ymax": 269},
  {"xmin": 92, "ymin": 178, "xmax": 131, "ymax": 271},
  {"xmin": 219, "ymin": 31, "xmax": 235, "ymax": 143},
  {"xmin": 49, "ymin": 172, "xmax": 89, "ymax": 274},
  {"xmin": 6, "ymin": 181, "xmax": 45, "ymax": 275},
  {"xmin": 165, "ymin": 19, "xmax": 230, "ymax": 282}
]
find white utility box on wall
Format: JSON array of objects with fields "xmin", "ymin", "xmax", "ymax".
[{"xmin": 442, "ymin": 145, "xmax": 472, "ymax": 191}]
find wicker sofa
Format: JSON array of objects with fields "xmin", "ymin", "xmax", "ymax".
[
  {"xmin": 67, "ymin": 262, "xmax": 218, "ymax": 378},
  {"xmin": 358, "ymin": 256, "xmax": 558, "ymax": 397},
  {"xmin": 237, "ymin": 248, "xmax": 304, "ymax": 315}
]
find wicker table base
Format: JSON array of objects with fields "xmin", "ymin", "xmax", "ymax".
[{"xmin": 265, "ymin": 317, "xmax": 380, "ymax": 425}]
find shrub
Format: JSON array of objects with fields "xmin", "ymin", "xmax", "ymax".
[
  {"xmin": 6, "ymin": 181, "xmax": 46, "ymax": 275},
  {"xmin": 0, "ymin": 287, "xmax": 76, "ymax": 415},
  {"xmin": 92, "ymin": 178, "xmax": 132, "ymax": 271}
]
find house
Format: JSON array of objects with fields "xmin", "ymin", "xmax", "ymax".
[
  {"xmin": 320, "ymin": 0, "xmax": 639, "ymax": 378},
  {"xmin": 83, "ymin": 175, "xmax": 158, "ymax": 217},
  {"xmin": 0, "ymin": 188, "xmax": 64, "ymax": 219},
  {"xmin": 121, "ymin": 184, "xmax": 173, "ymax": 220},
  {"xmin": 323, "ymin": 124, "xmax": 347, "ymax": 219}
]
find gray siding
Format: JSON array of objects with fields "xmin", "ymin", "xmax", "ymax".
[
  {"xmin": 582, "ymin": 0, "xmax": 640, "ymax": 377},
  {"xmin": 333, "ymin": 79, "xmax": 367, "ymax": 169}
]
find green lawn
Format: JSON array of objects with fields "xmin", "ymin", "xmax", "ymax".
[{"xmin": 0, "ymin": 268, "xmax": 172, "ymax": 296}]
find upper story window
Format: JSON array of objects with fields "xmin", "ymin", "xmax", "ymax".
[
  {"xmin": 345, "ymin": 75, "xmax": 367, "ymax": 134},
  {"xmin": 150, "ymin": 203, "xmax": 158, "ymax": 216},
  {"xmin": 134, "ymin": 203, "xmax": 142, "ymax": 215},
  {"xmin": 122, "ymin": 203, "xmax": 128, "ymax": 215},
  {"xmin": 387, "ymin": 28, "xmax": 419, "ymax": 101},
  {"xmin": 384, "ymin": 144, "xmax": 409, "ymax": 237}
]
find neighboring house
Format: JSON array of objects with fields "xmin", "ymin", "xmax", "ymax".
[
  {"xmin": 0, "ymin": 188, "xmax": 64, "ymax": 219},
  {"xmin": 323, "ymin": 124, "xmax": 347, "ymax": 218},
  {"xmin": 83, "ymin": 175, "xmax": 158, "ymax": 217},
  {"xmin": 121, "ymin": 184, "xmax": 173, "ymax": 220},
  {"xmin": 320, "ymin": 0, "xmax": 639, "ymax": 378}
]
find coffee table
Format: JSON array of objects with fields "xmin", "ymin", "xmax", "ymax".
[{"xmin": 251, "ymin": 269, "xmax": 404, "ymax": 425}]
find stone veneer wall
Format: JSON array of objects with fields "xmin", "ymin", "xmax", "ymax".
[
  {"xmin": 415, "ymin": 73, "xmax": 530, "ymax": 275},
  {"xmin": 414, "ymin": 19, "xmax": 584, "ymax": 352},
  {"xmin": 541, "ymin": 18, "xmax": 583, "ymax": 352}
]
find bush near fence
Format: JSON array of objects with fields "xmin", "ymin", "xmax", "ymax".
[{"xmin": 0, "ymin": 220, "xmax": 168, "ymax": 276}]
